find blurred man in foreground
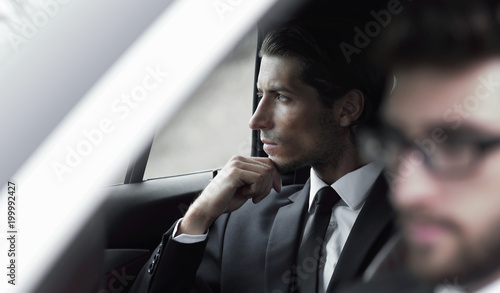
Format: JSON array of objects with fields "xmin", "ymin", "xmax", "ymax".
[{"xmin": 344, "ymin": 1, "xmax": 500, "ymax": 292}]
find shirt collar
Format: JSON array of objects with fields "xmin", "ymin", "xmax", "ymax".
[
  {"xmin": 309, "ymin": 162, "xmax": 383, "ymax": 211},
  {"xmin": 474, "ymin": 278, "xmax": 500, "ymax": 293}
]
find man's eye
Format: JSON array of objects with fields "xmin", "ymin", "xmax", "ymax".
[
  {"xmin": 256, "ymin": 92, "xmax": 263, "ymax": 99},
  {"xmin": 276, "ymin": 94, "xmax": 289, "ymax": 102}
]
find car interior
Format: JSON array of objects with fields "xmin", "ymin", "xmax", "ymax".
[{"xmin": 97, "ymin": 0, "xmax": 391, "ymax": 292}]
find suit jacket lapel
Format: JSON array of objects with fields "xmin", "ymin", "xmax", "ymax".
[
  {"xmin": 327, "ymin": 174, "xmax": 395, "ymax": 292},
  {"xmin": 265, "ymin": 180, "xmax": 310, "ymax": 293}
]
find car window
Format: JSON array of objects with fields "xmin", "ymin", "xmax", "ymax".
[{"xmin": 144, "ymin": 29, "xmax": 256, "ymax": 180}]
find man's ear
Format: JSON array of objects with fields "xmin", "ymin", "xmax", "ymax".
[{"xmin": 335, "ymin": 89, "xmax": 364, "ymax": 127}]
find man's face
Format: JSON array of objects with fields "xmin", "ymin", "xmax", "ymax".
[
  {"xmin": 249, "ymin": 55, "xmax": 344, "ymax": 173},
  {"xmin": 384, "ymin": 59, "xmax": 500, "ymax": 286}
]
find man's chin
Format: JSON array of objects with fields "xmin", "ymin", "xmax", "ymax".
[
  {"xmin": 407, "ymin": 243, "xmax": 462, "ymax": 284},
  {"xmin": 271, "ymin": 157, "xmax": 307, "ymax": 174},
  {"xmin": 269, "ymin": 159, "xmax": 290, "ymax": 174}
]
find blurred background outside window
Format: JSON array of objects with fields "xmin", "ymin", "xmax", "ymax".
[{"xmin": 144, "ymin": 29, "xmax": 256, "ymax": 179}]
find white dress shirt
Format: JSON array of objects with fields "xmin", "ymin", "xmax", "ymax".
[
  {"xmin": 306, "ymin": 162, "xmax": 383, "ymax": 292},
  {"xmin": 435, "ymin": 277, "xmax": 500, "ymax": 293},
  {"xmin": 434, "ymin": 284, "xmax": 466, "ymax": 293},
  {"xmin": 173, "ymin": 162, "xmax": 383, "ymax": 293},
  {"xmin": 474, "ymin": 278, "xmax": 500, "ymax": 293}
]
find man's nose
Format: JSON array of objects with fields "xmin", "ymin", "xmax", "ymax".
[{"xmin": 249, "ymin": 96, "xmax": 273, "ymax": 130}]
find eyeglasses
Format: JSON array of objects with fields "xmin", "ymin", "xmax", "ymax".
[{"xmin": 357, "ymin": 125, "xmax": 500, "ymax": 179}]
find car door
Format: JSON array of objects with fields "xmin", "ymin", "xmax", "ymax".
[{"xmin": 98, "ymin": 28, "xmax": 258, "ymax": 293}]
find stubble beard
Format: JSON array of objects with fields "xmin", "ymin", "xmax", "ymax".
[
  {"xmin": 403, "ymin": 214, "xmax": 500, "ymax": 289},
  {"xmin": 271, "ymin": 111, "xmax": 344, "ymax": 174}
]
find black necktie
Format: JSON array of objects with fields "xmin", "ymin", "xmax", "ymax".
[{"xmin": 295, "ymin": 186, "xmax": 340, "ymax": 293}]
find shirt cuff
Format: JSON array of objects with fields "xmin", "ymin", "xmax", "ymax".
[{"xmin": 171, "ymin": 218, "xmax": 208, "ymax": 244}]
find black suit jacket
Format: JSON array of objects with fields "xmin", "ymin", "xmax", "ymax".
[{"xmin": 130, "ymin": 174, "xmax": 395, "ymax": 293}]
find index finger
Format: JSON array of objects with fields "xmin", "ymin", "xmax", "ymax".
[{"xmin": 251, "ymin": 157, "xmax": 282, "ymax": 193}]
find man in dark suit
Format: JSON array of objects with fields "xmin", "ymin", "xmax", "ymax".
[
  {"xmin": 130, "ymin": 25, "xmax": 392, "ymax": 293},
  {"xmin": 340, "ymin": 1, "xmax": 500, "ymax": 292}
]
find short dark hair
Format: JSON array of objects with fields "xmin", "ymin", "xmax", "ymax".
[
  {"xmin": 378, "ymin": 0, "xmax": 500, "ymax": 69},
  {"xmin": 259, "ymin": 25, "xmax": 386, "ymax": 130}
]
